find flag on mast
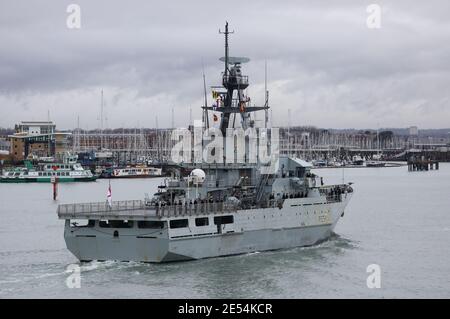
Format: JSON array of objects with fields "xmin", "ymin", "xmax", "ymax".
[{"xmin": 107, "ymin": 180, "xmax": 112, "ymax": 208}]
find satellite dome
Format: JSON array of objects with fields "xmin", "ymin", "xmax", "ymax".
[{"xmin": 189, "ymin": 169, "xmax": 206, "ymax": 184}]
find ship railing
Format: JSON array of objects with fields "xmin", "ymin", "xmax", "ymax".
[
  {"xmin": 319, "ymin": 184, "xmax": 352, "ymax": 203},
  {"xmin": 57, "ymin": 200, "xmax": 154, "ymax": 220},
  {"xmin": 222, "ymin": 75, "xmax": 249, "ymax": 87}
]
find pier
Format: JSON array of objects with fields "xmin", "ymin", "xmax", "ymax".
[{"xmin": 407, "ymin": 157, "xmax": 439, "ymax": 171}]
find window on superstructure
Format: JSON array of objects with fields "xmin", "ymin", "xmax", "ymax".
[
  {"xmin": 195, "ymin": 217, "xmax": 209, "ymax": 226},
  {"xmin": 214, "ymin": 215, "xmax": 234, "ymax": 225},
  {"xmin": 169, "ymin": 219, "xmax": 189, "ymax": 229}
]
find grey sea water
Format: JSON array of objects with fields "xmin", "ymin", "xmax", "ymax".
[{"xmin": 0, "ymin": 164, "xmax": 449, "ymax": 298}]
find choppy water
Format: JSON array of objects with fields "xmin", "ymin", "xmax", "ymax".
[{"xmin": 1, "ymin": 164, "xmax": 449, "ymax": 298}]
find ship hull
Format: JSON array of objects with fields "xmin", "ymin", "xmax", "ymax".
[
  {"xmin": 63, "ymin": 194, "xmax": 351, "ymax": 263},
  {"xmin": 67, "ymin": 225, "xmax": 335, "ymax": 263}
]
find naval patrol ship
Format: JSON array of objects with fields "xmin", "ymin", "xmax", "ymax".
[{"xmin": 57, "ymin": 23, "xmax": 353, "ymax": 262}]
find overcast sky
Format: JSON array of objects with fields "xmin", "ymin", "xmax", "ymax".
[{"xmin": 1, "ymin": 0, "xmax": 449, "ymax": 130}]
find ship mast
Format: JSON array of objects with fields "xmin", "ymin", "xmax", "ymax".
[
  {"xmin": 205, "ymin": 23, "xmax": 268, "ymax": 135},
  {"xmin": 219, "ymin": 22, "xmax": 233, "ymax": 78}
]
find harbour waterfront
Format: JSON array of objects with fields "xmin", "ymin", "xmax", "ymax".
[{"xmin": 0, "ymin": 164, "xmax": 449, "ymax": 298}]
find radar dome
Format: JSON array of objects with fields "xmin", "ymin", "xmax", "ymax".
[{"xmin": 189, "ymin": 169, "xmax": 206, "ymax": 184}]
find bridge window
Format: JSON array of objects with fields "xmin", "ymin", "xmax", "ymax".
[
  {"xmin": 138, "ymin": 221, "xmax": 165, "ymax": 229},
  {"xmin": 195, "ymin": 217, "xmax": 209, "ymax": 226},
  {"xmin": 169, "ymin": 219, "xmax": 189, "ymax": 229},
  {"xmin": 214, "ymin": 215, "xmax": 234, "ymax": 225}
]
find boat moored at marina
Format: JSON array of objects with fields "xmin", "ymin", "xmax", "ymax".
[
  {"xmin": 100, "ymin": 166, "xmax": 163, "ymax": 179},
  {"xmin": 366, "ymin": 160, "xmax": 386, "ymax": 167}
]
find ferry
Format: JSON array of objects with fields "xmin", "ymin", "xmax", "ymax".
[
  {"xmin": 101, "ymin": 166, "xmax": 162, "ymax": 178},
  {"xmin": 0, "ymin": 159, "xmax": 97, "ymax": 183}
]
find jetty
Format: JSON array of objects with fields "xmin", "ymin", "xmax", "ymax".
[{"xmin": 407, "ymin": 156, "xmax": 439, "ymax": 171}]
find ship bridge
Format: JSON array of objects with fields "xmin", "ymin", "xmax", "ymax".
[{"xmin": 222, "ymin": 59, "xmax": 249, "ymax": 90}]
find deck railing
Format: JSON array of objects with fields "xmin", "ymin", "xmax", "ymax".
[
  {"xmin": 57, "ymin": 185, "xmax": 353, "ymax": 220},
  {"xmin": 57, "ymin": 200, "xmax": 238, "ymax": 220},
  {"xmin": 58, "ymin": 200, "xmax": 146, "ymax": 215}
]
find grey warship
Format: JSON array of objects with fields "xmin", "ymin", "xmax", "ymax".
[{"xmin": 57, "ymin": 23, "xmax": 354, "ymax": 262}]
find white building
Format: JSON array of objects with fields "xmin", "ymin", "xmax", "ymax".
[{"xmin": 15, "ymin": 121, "xmax": 56, "ymax": 136}]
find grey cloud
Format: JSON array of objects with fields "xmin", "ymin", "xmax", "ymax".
[{"xmin": 0, "ymin": 0, "xmax": 449, "ymax": 129}]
